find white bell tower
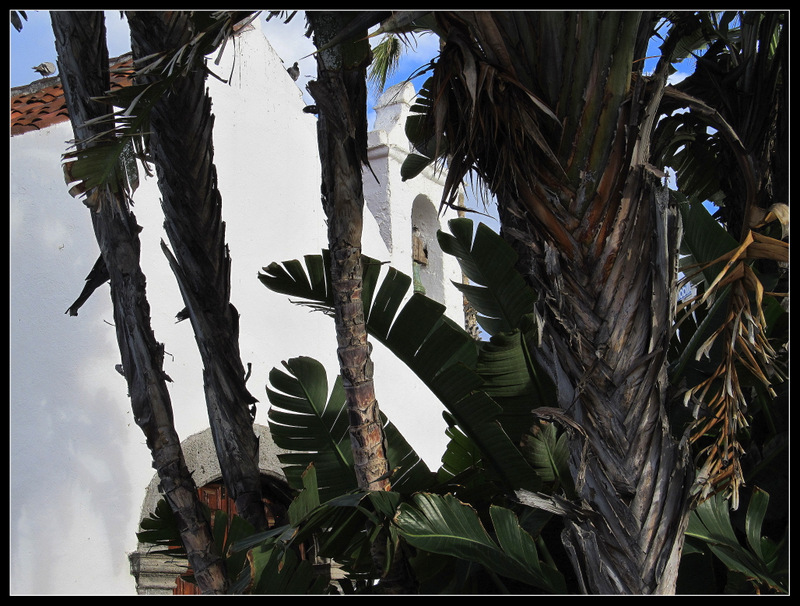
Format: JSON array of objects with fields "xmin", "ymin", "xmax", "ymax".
[{"xmin": 363, "ymin": 81, "xmax": 465, "ymax": 324}]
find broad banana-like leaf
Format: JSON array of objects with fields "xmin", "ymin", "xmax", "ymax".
[
  {"xmin": 261, "ymin": 238, "xmax": 543, "ymax": 491},
  {"xmin": 520, "ymin": 421, "xmax": 574, "ymax": 499},
  {"xmin": 287, "ymin": 462, "xmax": 322, "ymax": 527},
  {"xmin": 136, "ymin": 497, "xmax": 189, "ymax": 557},
  {"xmin": 267, "ymin": 357, "xmax": 356, "ymax": 502},
  {"xmin": 138, "ymin": 495, "xmax": 257, "ymax": 587},
  {"xmin": 266, "ymin": 356, "xmax": 435, "ymax": 501},
  {"xmin": 438, "ymin": 218, "xmax": 538, "ymax": 337},
  {"xmin": 246, "ymin": 464, "xmax": 399, "ymax": 584},
  {"xmin": 395, "ymin": 492, "xmax": 566, "ymax": 593},
  {"xmin": 244, "ymin": 541, "xmax": 329, "ymax": 594},
  {"xmin": 402, "ymin": 75, "xmax": 444, "ymax": 181},
  {"xmin": 685, "ymin": 488, "xmax": 787, "ymax": 593},
  {"xmin": 436, "ymin": 420, "xmax": 482, "ymax": 484},
  {"xmin": 475, "ymin": 330, "xmax": 555, "ymax": 444},
  {"xmin": 677, "ymin": 193, "xmax": 739, "ymax": 287},
  {"xmin": 652, "ymin": 114, "xmax": 726, "ymax": 208}
]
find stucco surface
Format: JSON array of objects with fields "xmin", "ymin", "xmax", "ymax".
[{"xmin": 10, "ymin": 26, "xmax": 463, "ymax": 594}]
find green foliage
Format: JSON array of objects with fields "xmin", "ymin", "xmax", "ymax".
[
  {"xmin": 136, "ymin": 494, "xmax": 258, "ymax": 589},
  {"xmin": 395, "ymin": 492, "xmax": 566, "ymax": 593},
  {"xmin": 266, "ymin": 356, "xmax": 436, "ymax": 501},
  {"xmin": 136, "ymin": 497, "xmax": 189, "ymax": 558},
  {"xmin": 260, "ymin": 218, "xmax": 555, "ymax": 493},
  {"xmin": 520, "ymin": 421, "xmax": 575, "ymax": 499},
  {"xmin": 438, "ymin": 219, "xmax": 538, "ymax": 337},
  {"xmin": 368, "ymin": 34, "xmax": 403, "ymax": 94},
  {"xmin": 684, "ymin": 488, "xmax": 787, "ymax": 593},
  {"xmin": 61, "ymin": 11, "xmax": 259, "ymax": 201},
  {"xmin": 255, "ymin": 218, "xmax": 577, "ymax": 592},
  {"xmin": 229, "ymin": 465, "xmax": 339, "ymax": 594},
  {"xmin": 401, "ymin": 75, "xmax": 443, "ymax": 182},
  {"xmin": 142, "ymin": 206, "xmax": 787, "ymax": 593}
]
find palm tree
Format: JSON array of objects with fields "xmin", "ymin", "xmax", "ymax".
[
  {"xmin": 398, "ymin": 10, "xmax": 786, "ymax": 594},
  {"xmin": 124, "ymin": 10, "xmax": 269, "ymax": 533},
  {"xmin": 50, "ymin": 11, "xmax": 227, "ymax": 594},
  {"xmin": 401, "ymin": 11, "xmax": 688, "ymax": 594},
  {"xmin": 305, "ymin": 10, "xmax": 390, "ymax": 495},
  {"xmin": 304, "ymin": 11, "xmax": 417, "ymax": 592}
]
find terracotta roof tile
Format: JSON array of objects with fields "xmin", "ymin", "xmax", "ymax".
[{"xmin": 10, "ymin": 55, "xmax": 135, "ymax": 137}]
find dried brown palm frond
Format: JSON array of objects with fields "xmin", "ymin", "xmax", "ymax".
[
  {"xmin": 677, "ymin": 223, "xmax": 788, "ymax": 510},
  {"xmin": 417, "ymin": 14, "xmax": 563, "ymax": 211}
]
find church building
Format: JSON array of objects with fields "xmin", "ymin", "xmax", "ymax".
[{"xmin": 10, "ymin": 22, "xmax": 468, "ymax": 594}]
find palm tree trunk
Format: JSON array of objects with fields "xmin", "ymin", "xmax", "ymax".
[
  {"xmin": 51, "ymin": 11, "xmax": 227, "ymax": 594},
  {"xmin": 126, "ymin": 11, "xmax": 268, "ymax": 532},
  {"xmin": 306, "ymin": 11, "xmax": 416, "ymax": 593},
  {"xmin": 427, "ymin": 11, "xmax": 694, "ymax": 593},
  {"xmin": 307, "ymin": 10, "xmax": 390, "ymax": 498},
  {"xmin": 489, "ymin": 15, "xmax": 693, "ymax": 593},
  {"xmin": 501, "ymin": 171, "xmax": 691, "ymax": 593}
]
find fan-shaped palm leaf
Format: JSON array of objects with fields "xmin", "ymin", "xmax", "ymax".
[
  {"xmin": 394, "ymin": 492, "xmax": 566, "ymax": 593},
  {"xmin": 260, "ymin": 228, "xmax": 546, "ymax": 491},
  {"xmin": 266, "ymin": 356, "xmax": 435, "ymax": 501}
]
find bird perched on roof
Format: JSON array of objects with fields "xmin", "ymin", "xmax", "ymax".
[
  {"xmin": 32, "ymin": 62, "xmax": 56, "ymax": 77},
  {"xmin": 287, "ymin": 61, "xmax": 300, "ymax": 81}
]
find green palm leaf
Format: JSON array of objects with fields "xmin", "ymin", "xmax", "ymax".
[
  {"xmin": 438, "ymin": 218, "xmax": 537, "ymax": 336},
  {"xmin": 267, "ymin": 357, "xmax": 355, "ymax": 502},
  {"xmin": 261, "ymin": 246, "xmax": 543, "ymax": 492},
  {"xmin": 686, "ymin": 488, "xmax": 787, "ymax": 592},
  {"xmin": 266, "ymin": 356, "xmax": 434, "ymax": 501},
  {"xmin": 245, "ymin": 541, "xmax": 329, "ymax": 594},
  {"xmin": 395, "ymin": 492, "xmax": 566, "ymax": 593},
  {"xmin": 520, "ymin": 421, "xmax": 574, "ymax": 499}
]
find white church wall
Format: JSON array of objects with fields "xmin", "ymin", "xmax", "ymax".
[{"xmin": 10, "ymin": 25, "xmax": 459, "ymax": 595}]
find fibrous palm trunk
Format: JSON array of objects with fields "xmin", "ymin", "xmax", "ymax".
[
  {"xmin": 306, "ymin": 11, "xmax": 416, "ymax": 593},
  {"xmin": 502, "ymin": 172, "xmax": 691, "ymax": 593},
  {"xmin": 52, "ymin": 11, "xmax": 227, "ymax": 594},
  {"xmin": 497, "ymin": 16, "xmax": 692, "ymax": 594},
  {"xmin": 429, "ymin": 11, "xmax": 693, "ymax": 593},
  {"xmin": 126, "ymin": 11, "xmax": 268, "ymax": 531}
]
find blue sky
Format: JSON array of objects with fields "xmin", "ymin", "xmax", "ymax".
[
  {"xmin": 10, "ymin": 11, "xmax": 690, "ymax": 116},
  {"xmin": 9, "ymin": 10, "xmax": 440, "ymax": 129}
]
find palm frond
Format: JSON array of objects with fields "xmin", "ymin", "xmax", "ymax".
[
  {"xmin": 260, "ymin": 225, "xmax": 549, "ymax": 491},
  {"xmin": 62, "ymin": 11, "xmax": 257, "ymax": 200},
  {"xmin": 368, "ymin": 34, "xmax": 403, "ymax": 94},
  {"xmin": 438, "ymin": 218, "xmax": 538, "ymax": 336},
  {"xmin": 266, "ymin": 356, "xmax": 435, "ymax": 501},
  {"xmin": 266, "ymin": 357, "xmax": 356, "ymax": 501},
  {"xmin": 10, "ymin": 10, "xmax": 27, "ymax": 33},
  {"xmin": 394, "ymin": 492, "xmax": 566, "ymax": 593},
  {"xmin": 671, "ymin": 196, "xmax": 788, "ymax": 509},
  {"xmin": 685, "ymin": 487, "xmax": 787, "ymax": 592}
]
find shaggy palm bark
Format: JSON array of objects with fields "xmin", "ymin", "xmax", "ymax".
[
  {"xmin": 306, "ymin": 11, "xmax": 415, "ymax": 593},
  {"xmin": 428, "ymin": 11, "xmax": 693, "ymax": 594},
  {"xmin": 52, "ymin": 11, "xmax": 227, "ymax": 594},
  {"xmin": 126, "ymin": 11, "xmax": 268, "ymax": 531},
  {"xmin": 307, "ymin": 9, "xmax": 390, "ymax": 505}
]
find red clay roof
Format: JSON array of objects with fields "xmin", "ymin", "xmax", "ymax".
[{"xmin": 10, "ymin": 55, "xmax": 135, "ymax": 136}]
